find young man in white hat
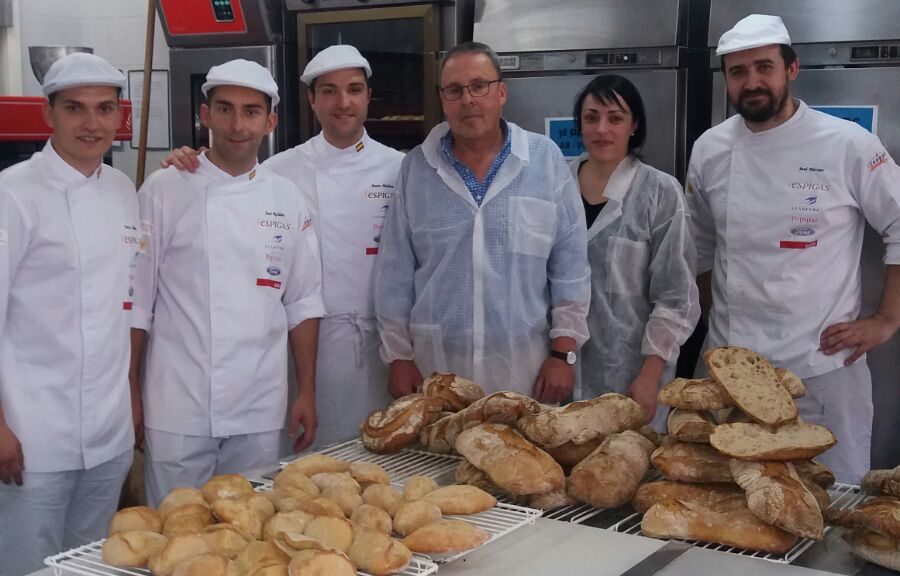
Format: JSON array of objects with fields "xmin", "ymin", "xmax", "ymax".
[
  {"xmin": 163, "ymin": 45, "xmax": 403, "ymax": 448},
  {"xmin": 131, "ymin": 59, "xmax": 326, "ymax": 505},
  {"xmin": 0, "ymin": 52, "xmax": 138, "ymax": 574},
  {"xmin": 686, "ymin": 14, "xmax": 900, "ymax": 483}
]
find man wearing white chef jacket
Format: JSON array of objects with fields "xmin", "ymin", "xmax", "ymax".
[
  {"xmin": 686, "ymin": 14, "xmax": 900, "ymax": 484},
  {"xmin": 0, "ymin": 53, "xmax": 138, "ymax": 575},
  {"xmin": 131, "ymin": 59, "xmax": 326, "ymax": 506},
  {"xmin": 374, "ymin": 42, "xmax": 591, "ymax": 402}
]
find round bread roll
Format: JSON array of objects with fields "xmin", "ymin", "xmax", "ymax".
[
  {"xmin": 148, "ymin": 534, "xmax": 212, "ymax": 576},
  {"xmin": 263, "ymin": 510, "xmax": 314, "ymax": 542},
  {"xmin": 321, "ymin": 485, "xmax": 364, "ymax": 517},
  {"xmin": 108, "ymin": 506, "xmax": 162, "ymax": 535},
  {"xmin": 159, "ymin": 488, "xmax": 207, "ymax": 521},
  {"xmin": 102, "ymin": 530, "xmax": 168, "ymax": 567},
  {"xmin": 171, "ymin": 553, "xmax": 237, "ymax": 576},
  {"xmin": 293, "ymin": 496, "xmax": 346, "ymax": 519},
  {"xmin": 162, "ymin": 504, "xmax": 213, "ymax": 538},
  {"xmin": 201, "ymin": 524, "xmax": 251, "ymax": 558},
  {"xmin": 349, "ymin": 529, "xmax": 412, "ymax": 576},
  {"xmin": 234, "ymin": 541, "xmax": 289, "ymax": 576},
  {"xmin": 242, "ymin": 492, "xmax": 277, "ymax": 523},
  {"xmin": 246, "ymin": 565, "xmax": 288, "ymax": 576},
  {"xmin": 283, "ymin": 454, "xmax": 350, "ymax": 477},
  {"xmin": 362, "ymin": 485, "xmax": 404, "ymax": 517},
  {"xmin": 349, "ymin": 462, "xmax": 390, "ymax": 487},
  {"xmin": 392, "ymin": 501, "xmax": 442, "ymax": 537},
  {"xmin": 402, "ymin": 519, "xmax": 490, "ymax": 554},
  {"xmin": 273, "ymin": 469, "xmax": 320, "ymax": 500},
  {"xmin": 310, "ymin": 472, "xmax": 361, "ymax": 494},
  {"xmin": 403, "ymin": 476, "xmax": 438, "ymax": 501},
  {"xmin": 423, "ymin": 485, "xmax": 496, "ymax": 515},
  {"xmin": 287, "ymin": 549, "xmax": 356, "ymax": 576},
  {"xmin": 271, "ymin": 532, "xmax": 334, "ymax": 558},
  {"xmin": 350, "ymin": 504, "xmax": 392, "ymax": 534},
  {"xmin": 201, "ymin": 474, "xmax": 255, "ymax": 503},
  {"xmin": 211, "ymin": 498, "xmax": 264, "ymax": 541},
  {"xmin": 303, "ymin": 516, "xmax": 354, "ymax": 554}
]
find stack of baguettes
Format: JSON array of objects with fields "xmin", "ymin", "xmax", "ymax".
[
  {"xmin": 827, "ymin": 465, "xmax": 900, "ymax": 571},
  {"xmin": 100, "ymin": 454, "xmax": 497, "ymax": 576},
  {"xmin": 638, "ymin": 346, "xmax": 839, "ymax": 554}
]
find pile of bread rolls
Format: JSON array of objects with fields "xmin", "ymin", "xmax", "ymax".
[
  {"xmin": 101, "ymin": 454, "xmax": 496, "ymax": 575},
  {"xmin": 828, "ymin": 465, "xmax": 900, "ymax": 571},
  {"xmin": 636, "ymin": 346, "xmax": 839, "ymax": 554}
]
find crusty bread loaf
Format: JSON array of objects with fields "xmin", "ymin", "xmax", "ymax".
[
  {"xmin": 361, "ymin": 393, "xmax": 445, "ymax": 453},
  {"xmin": 423, "ymin": 485, "xmax": 497, "ymax": 515},
  {"xmin": 455, "ymin": 423, "xmax": 564, "ymax": 496},
  {"xmin": 455, "ymin": 460, "xmax": 499, "ymax": 492},
  {"xmin": 102, "ymin": 530, "xmax": 169, "ymax": 567},
  {"xmin": 799, "ymin": 476, "xmax": 831, "ymax": 511},
  {"xmin": 843, "ymin": 527, "xmax": 900, "ymax": 572},
  {"xmin": 350, "ymin": 504, "xmax": 393, "ymax": 534},
  {"xmin": 567, "ymin": 430, "xmax": 655, "ymax": 509},
  {"xmin": 641, "ymin": 498, "xmax": 799, "ymax": 554},
  {"xmin": 667, "ymin": 409, "xmax": 715, "ymax": 444},
  {"xmin": 287, "ymin": 549, "xmax": 356, "ymax": 576},
  {"xmin": 418, "ymin": 415, "xmax": 463, "ymax": 454},
  {"xmin": 651, "ymin": 441, "xmax": 733, "ymax": 483},
  {"xmin": 631, "ymin": 480, "xmax": 743, "ymax": 514},
  {"xmin": 704, "ymin": 347, "xmax": 797, "ymax": 426},
  {"xmin": 862, "ymin": 465, "xmax": 900, "ymax": 497},
  {"xmin": 793, "ymin": 460, "xmax": 836, "ymax": 488},
  {"xmin": 349, "ymin": 529, "xmax": 412, "ymax": 576},
  {"xmin": 526, "ymin": 483, "xmax": 578, "ymax": 510},
  {"xmin": 402, "ymin": 519, "xmax": 490, "ymax": 554},
  {"xmin": 729, "ymin": 460, "xmax": 824, "ymax": 540},
  {"xmin": 825, "ymin": 497, "xmax": 900, "ymax": 538},
  {"xmin": 283, "ymin": 454, "xmax": 350, "ymax": 477},
  {"xmin": 658, "ymin": 378, "xmax": 732, "ymax": 411},
  {"xmin": 515, "ymin": 393, "xmax": 644, "ymax": 448},
  {"xmin": 543, "ymin": 438, "xmax": 602, "ymax": 471},
  {"xmin": 710, "ymin": 422, "xmax": 836, "ymax": 461},
  {"xmin": 402, "ymin": 476, "xmax": 438, "ymax": 501},
  {"xmin": 201, "ymin": 474, "xmax": 255, "ymax": 503},
  {"xmin": 420, "ymin": 372, "xmax": 485, "ymax": 412},
  {"xmin": 109, "ymin": 506, "xmax": 162, "ymax": 535},
  {"xmin": 392, "ymin": 501, "xmax": 443, "ymax": 537},
  {"xmin": 362, "ymin": 485, "xmax": 404, "ymax": 517},
  {"xmin": 715, "ymin": 407, "xmax": 754, "ymax": 425}
]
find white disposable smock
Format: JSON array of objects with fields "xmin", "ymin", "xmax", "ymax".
[
  {"xmin": 0, "ymin": 141, "xmax": 137, "ymax": 472},
  {"xmin": 132, "ymin": 154, "xmax": 325, "ymax": 438},
  {"xmin": 374, "ymin": 121, "xmax": 591, "ymax": 395},
  {"xmin": 686, "ymin": 100, "xmax": 900, "ymax": 378},
  {"xmin": 573, "ymin": 155, "xmax": 700, "ymax": 402},
  {"xmin": 265, "ymin": 131, "xmax": 403, "ymax": 446}
]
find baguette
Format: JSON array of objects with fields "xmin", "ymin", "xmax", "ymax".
[
  {"xmin": 567, "ymin": 430, "xmax": 655, "ymax": 509},
  {"xmin": 710, "ymin": 422, "xmax": 836, "ymax": 461},
  {"xmin": 704, "ymin": 347, "xmax": 797, "ymax": 426},
  {"xmin": 632, "ymin": 480, "xmax": 743, "ymax": 514},
  {"xmin": 651, "ymin": 441, "xmax": 733, "ymax": 483},
  {"xmin": 515, "ymin": 393, "xmax": 644, "ymax": 448},
  {"xmin": 455, "ymin": 423, "xmax": 564, "ymax": 496},
  {"xmin": 667, "ymin": 409, "xmax": 715, "ymax": 444},
  {"xmin": 729, "ymin": 460, "xmax": 824, "ymax": 540},
  {"xmin": 641, "ymin": 498, "xmax": 799, "ymax": 554}
]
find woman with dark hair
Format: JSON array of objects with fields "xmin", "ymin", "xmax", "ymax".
[{"xmin": 572, "ymin": 74, "xmax": 700, "ymax": 428}]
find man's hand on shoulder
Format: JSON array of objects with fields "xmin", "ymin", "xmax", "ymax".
[
  {"xmin": 0, "ymin": 422, "xmax": 24, "ymax": 486},
  {"xmin": 159, "ymin": 146, "xmax": 205, "ymax": 173},
  {"xmin": 388, "ymin": 360, "xmax": 422, "ymax": 398},
  {"xmin": 820, "ymin": 311, "xmax": 900, "ymax": 365}
]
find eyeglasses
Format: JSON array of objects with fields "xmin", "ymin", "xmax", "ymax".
[{"xmin": 439, "ymin": 79, "xmax": 501, "ymax": 101}]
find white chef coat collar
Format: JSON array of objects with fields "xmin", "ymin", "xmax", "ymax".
[
  {"xmin": 422, "ymin": 120, "xmax": 530, "ymax": 172},
  {"xmin": 311, "ymin": 129, "xmax": 372, "ymax": 160},
  {"xmin": 738, "ymin": 99, "xmax": 807, "ymax": 139},
  {"xmin": 568, "ymin": 153, "xmax": 639, "ymax": 203},
  {"xmin": 198, "ymin": 151, "xmax": 261, "ymax": 186},
  {"xmin": 40, "ymin": 140, "xmax": 103, "ymax": 190}
]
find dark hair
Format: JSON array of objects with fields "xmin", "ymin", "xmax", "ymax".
[
  {"xmin": 205, "ymin": 86, "xmax": 273, "ymax": 114},
  {"xmin": 720, "ymin": 43, "xmax": 797, "ymax": 72},
  {"xmin": 47, "ymin": 86, "xmax": 122, "ymax": 106},
  {"xmin": 309, "ymin": 69, "xmax": 370, "ymax": 94},
  {"xmin": 440, "ymin": 41, "xmax": 503, "ymax": 81},
  {"xmin": 572, "ymin": 74, "xmax": 646, "ymax": 152}
]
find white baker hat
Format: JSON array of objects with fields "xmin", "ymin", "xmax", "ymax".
[
  {"xmin": 41, "ymin": 52, "xmax": 126, "ymax": 97},
  {"xmin": 716, "ymin": 14, "xmax": 792, "ymax": 56},
  {"xmin": 201, "ymin": 59, "xmax": 280, "ymax": 107},
  {"xmin": 300, "ymin": 45, "xmax": 371, "ymax": 86}
]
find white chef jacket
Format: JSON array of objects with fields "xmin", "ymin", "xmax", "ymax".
[
  {"xmin": 132, "ymin": 154, "xmax": 325, "ymax": 437},
  {"xmin": 374, "ymin": 121, "xmax": 591, "ymax": 395},
  {"xmin": 573, "ymin": 154, "xmax": 699, "ymax": 399},
  {"xmin": 0, "ymin": 141, "xmax": 137, "ymax": 472},
  {"xmin": 264, "ymin": 131, "xmax": 403, "ymax": 446},
  {"xmin": 686, "ymin": 100, "xmax": 900, "ymax": 378}
]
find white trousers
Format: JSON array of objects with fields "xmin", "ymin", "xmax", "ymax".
[
  {"xmin": 0, "ymin": 449, "xmax": 132, "ymax": 576},
  {"xmin": 144, "ymin": 428, "xmax": 280, "ymax": 507},
  {"xmin": 310, "ymin": 316, "xmax": 392, "ymax": 450}
]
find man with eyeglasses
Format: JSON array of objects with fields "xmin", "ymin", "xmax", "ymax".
[{"xmin": 374, "ymin": 42, "xmax": 591, "ymax": 403}]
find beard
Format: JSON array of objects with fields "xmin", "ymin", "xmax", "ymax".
[{"xmin": 732, "ymin": 84, "xmax": 789, "ymax": 124}]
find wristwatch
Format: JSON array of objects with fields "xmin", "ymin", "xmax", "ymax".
[{"xmin": 550, "ymin": 349, "xmax": 577, "ymax": 365}]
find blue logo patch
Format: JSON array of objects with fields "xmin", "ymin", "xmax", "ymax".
[
  {"xmin": 791, "ymin": 227, "xmax": 816, "ymax": 237},
  {"xmin": 271, "ymin": 234, "xmax": 283, "ymax": 243},
  {"xmin": 267, "ymin": 266, "xmax": 282, "ymax": 277},
  {"xmin": 800, "ymin": 196, "xmax": 818, "ymax": 205}
]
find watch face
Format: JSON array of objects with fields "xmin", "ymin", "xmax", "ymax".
[{"xmin": 565, "ymin": 351, "xmax": 576, "ymax": 365}]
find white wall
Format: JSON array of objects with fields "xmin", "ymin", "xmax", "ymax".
[{"xmin": 5, "ymin": 0, "xmax": 171, "ymax": 182}]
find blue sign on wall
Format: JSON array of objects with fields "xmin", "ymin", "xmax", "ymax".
[
  {"xmin": 811, "ymin": 105, "xmax": 878, "ymax": 134},
  {"xmin": 545, "ymin": 117, "xmax": 585, "ymax": 159}
]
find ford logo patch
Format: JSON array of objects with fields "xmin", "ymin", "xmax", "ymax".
[
  {"xmin": 267, "ymin": 266, "xmax": 282, "ymax": 276},
  {"xmin": 791, "ymin": 227, "xmax": 816, "ymax": 237}
]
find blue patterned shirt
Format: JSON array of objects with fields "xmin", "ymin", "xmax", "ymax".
[{"xmin": 440, "ymin": 120, "xmax": 512, "ymax": 206}]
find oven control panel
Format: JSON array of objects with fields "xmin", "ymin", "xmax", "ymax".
[{"xmin": 211, "ymin": 0, "xmax": 235, "ymax": 22}]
